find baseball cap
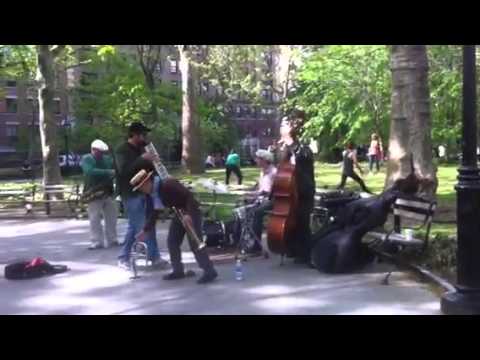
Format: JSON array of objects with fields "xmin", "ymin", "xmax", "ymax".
[{"xmin": 128, "ymin": 122, "xmax": 151, "ymax": 134}]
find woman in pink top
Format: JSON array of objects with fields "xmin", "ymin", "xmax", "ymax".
[{"xmin": 368, "ymin": 133, "xmax": 382, "ymax": 173}]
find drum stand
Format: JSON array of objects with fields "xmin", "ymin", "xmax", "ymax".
[{"xmin": 235, "ymin": 203, "xmax": 269, "ymax": 262}]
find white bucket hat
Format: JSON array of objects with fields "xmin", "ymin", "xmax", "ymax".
[{"xmin": 91, "ymin": 139, "xmax": 109, "ymax": 152}]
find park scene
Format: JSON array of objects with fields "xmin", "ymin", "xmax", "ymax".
[{"xmin": 0, "ymin": 45, "xmax": 479, "ymax": 315}]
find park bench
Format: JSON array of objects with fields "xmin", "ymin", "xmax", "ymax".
[
  {"xmin": 364, "ymin": 195, "xmax": 437, "ymax": 283},
  {"xmin": 0, "ymin": 186, "xmax": 35, "ymax": 215},
  {"xmin": 365, "ymin": 196, "xmax": 437, "ymax": 251},
  {"xmin": 32, "ymin": 184, "xmax": 82, "ymax": 217}
]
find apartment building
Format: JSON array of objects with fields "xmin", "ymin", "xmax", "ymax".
[{"xmin": 0, "ymin": 45, "xmax": 280, "ymax": 156}]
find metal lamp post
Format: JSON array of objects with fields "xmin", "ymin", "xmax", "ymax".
[{"xmin": 441, "ymin": 45, "xmax": 480, "ymax": 314}]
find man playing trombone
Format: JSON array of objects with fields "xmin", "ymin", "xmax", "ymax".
[{"xmin": 130, "ymin": 169, "xmax": 218, "ymax": 284}]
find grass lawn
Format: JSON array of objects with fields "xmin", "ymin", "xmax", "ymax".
[
  {"xmin": 1, "ymin": 162, "xmax": 458, "ymax": 238},
  {"xmin": 171, "ymin": 161, "xmax": 458, "ymax": 238}
]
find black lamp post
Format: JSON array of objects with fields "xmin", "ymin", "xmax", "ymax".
[{"xmin": 441, "ymin": 45, "xmax": 480, "ymax": 314}]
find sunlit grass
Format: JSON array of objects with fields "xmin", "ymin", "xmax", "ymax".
[{"xmin": 0, "ymin": 162, "xmax": 460, "ymax": 237}]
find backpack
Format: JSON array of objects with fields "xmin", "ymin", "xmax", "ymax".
[{"xmin": 4, "ymin": 257, "xmax": 69, "ymax": 280}]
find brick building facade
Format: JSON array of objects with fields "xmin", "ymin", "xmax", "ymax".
[{"xmin": 0, "ymin": 45, "xmax": 280, "ymax": 158}]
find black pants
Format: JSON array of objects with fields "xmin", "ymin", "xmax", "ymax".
[
  {"xmin": 252, "ymin": 199, "xmax": 273, "ymax": 247},
  {"xmin": 286, "ymin": 201, "xmax": 313, "ymax": 262},
  {"xmin": 167, "ymin": 207, "xmax": 215, "ymax": 275},
  {"xmin": 337, "ymin": 172, "xmax": 370, "ymax": 193},
  {"xmin": 226, "ymin": 164, "xmax": 243, "ymax": 185}
]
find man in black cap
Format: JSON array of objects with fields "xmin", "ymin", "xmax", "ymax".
[{"xmin": 116, "ymin": 122, "xmax": 169, "ymax": 270}]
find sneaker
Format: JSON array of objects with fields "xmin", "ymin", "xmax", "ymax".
[
  {"xmin": 163, "ymin": 270, "xmax": 196, "ymax": 280},
  {"xmin": 197, "ymin": 270, "xmax": 218, "ymax": 284},
  {"xmin": 117, "ymin": 260, "xmax": 131, "ymax": 270},
  {"xmin": 150, "ymin": 258, "xmax": 170, "ymax": 270}
]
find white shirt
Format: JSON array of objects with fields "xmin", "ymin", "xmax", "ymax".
[
  {"xmin": 258, "ymin": 165, "xmax": 277, "ymax": 194},
  {"xmin": 205, "ymin": 156, "xmax": 215, "ymax": 166}
]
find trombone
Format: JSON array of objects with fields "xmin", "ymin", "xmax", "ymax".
[{"xmin": 172, "ymin": 207, "xmax": 206, "ymax": 250}]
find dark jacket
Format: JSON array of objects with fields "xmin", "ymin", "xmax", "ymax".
[
  {"xmin": 280, "ymin": 143, "xmax": 315, "ymax": 207},
  {"xmin": 143, "ymin": 177, "xmax": 200, "ymax": 232},
  {"xmin": 115, "ymin": 142, "xmax": 153, "ymax": 199},
  {"xmin": 293, "ymin": 143, "xmax": 316, "ymax": 206},
  {"xmin": 158, "ymin": 178, "xmax": 200, "ymax": 213}
]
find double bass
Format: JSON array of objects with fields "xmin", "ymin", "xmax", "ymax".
[{"xmin": 267, "ymin": 142, "xmax": 299, "ymax": 257}]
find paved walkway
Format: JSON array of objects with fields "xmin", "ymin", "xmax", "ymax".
[{"xmin": 0, "ymin": 218, "xmax": 441, "ymax": 315}]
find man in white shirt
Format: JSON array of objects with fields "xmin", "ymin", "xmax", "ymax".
[{"xmin": 247, "ymin": 149, "xmax": 277, "ymax": 254}]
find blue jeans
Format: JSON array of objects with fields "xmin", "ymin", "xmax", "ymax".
[{"xmin": 118, "ymin": 194, "xmax": 160, "ymax": 262}]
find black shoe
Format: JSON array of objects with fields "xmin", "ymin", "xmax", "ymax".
[
  {"xmin": 197, "ymin": 270, "xmax": 218, "ymax": 284},
  {"xmin": 163, "ymin": 270, "xmax": 195, "ymax": 281}
]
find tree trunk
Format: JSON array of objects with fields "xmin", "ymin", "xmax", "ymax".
[
  {"xmin": 179, "ymin": 46, "xmax": 204, "ymax": 174},
  {"xmin": 272, "ymin": 45, "xmax": 295, "ymax": 104},
  {"xmin": 36, "ymin": 45, "xmax": 63, "ymax": 186},
  {"xmin": 386, "ymin": 45, "xmax": 437, "ymax": 199}
]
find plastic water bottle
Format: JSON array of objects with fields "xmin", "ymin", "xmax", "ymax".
[{"xmin": 235, "ymin": 259, "xmax": 244, "ymax": 281}]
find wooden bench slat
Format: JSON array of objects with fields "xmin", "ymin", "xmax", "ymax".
[
  {"xmin": 395, "ymin": 198, "xmax": 432, "ymax": 209},
  {"xmin": 393, "ymin": 208, "xmax": 430, "ymax": 221},
  {"xmin": 366, "ymin": 196, "xmax": 436, "ymax": 254}
]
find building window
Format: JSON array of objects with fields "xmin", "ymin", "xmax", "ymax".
[
  {"xmin": 171, "ymin": 80, "xmax": 179, "ymax": 87},
  {"xmin": 169, "ymin": 59, "xmax": 178, "ymax": 74},
  {"xmin": 54, "ymin": 100, "xmax": 61, "ymax": 114},
  {"xmin": 6, "ymin": 125, "xmax": 18, "ymax": 138},
  {"xmin": 236, "ymin": 106, "xmax": 242, "ymax": 115},
  {"xmin": 6, "ymin": 80, "xmax": 17, "ymax": 87},
  {"xmin": 6, "ymin": 98, "xmax": 17, "ymax": 113}
]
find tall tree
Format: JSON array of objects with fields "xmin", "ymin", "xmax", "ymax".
[
  {"xmin": 36, "ymin": 45, "xmax": 66, "ymax": 186},
  {"xmin": 136, "ymin": 45, "xmax": 171, "ymax": 124},
  {"xmin": 386, "ymin": 45, "xmax": 437, "ymax": 198},
  {"xmin": 178, "ymin": 45, "xmax": 203, "ymax": 174},
  {"xmin": 290, "ymin": 45, "xmax": 391, "ymax": 149}
]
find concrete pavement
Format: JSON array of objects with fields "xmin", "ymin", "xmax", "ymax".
[{"xmin": 0, "ymin": 218, "xmax": 441, "ymax": 315}]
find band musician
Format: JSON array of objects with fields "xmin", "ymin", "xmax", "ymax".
[
  {"xmin": 276, "ymin": 110, "xmax": 316, "ymax": 265},
  {"xmin": 130, "ymin": 169, "xmax": 218, "ymax": 284},
  {"xmin": 234, "ymin": 149, "xmax": 277, "ymax": 255}
]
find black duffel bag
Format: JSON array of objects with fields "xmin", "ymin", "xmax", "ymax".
[{"xmin": 4, "ymin": 257, "xmax": 69, "ymax": 280}]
